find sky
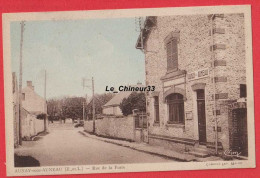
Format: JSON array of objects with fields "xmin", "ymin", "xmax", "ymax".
[{"xmin": 10, "ymin": 18, "xmax": 145, "ymax": 99}]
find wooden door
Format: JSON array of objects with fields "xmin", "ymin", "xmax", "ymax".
[
  {"xmin": 232, "ymin": 108, "xmax": 248, "ymax": 156},
  {"xmin": 197, "ymin": 89, "xmax": 207, "ymax": 144}
]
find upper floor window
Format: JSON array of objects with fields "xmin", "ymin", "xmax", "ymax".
[
  {"xmin": 240, "ymin": 84, "xmax": 247, "ymax": 98},
  {"xmin": 154, "ymin": 96, "xmax": 159, "ymax": 123},
  {"xmin": 166, "ymin": 38, "xmax": 178, "ymax": 71},
  {"xmin": 22, "ymin": 93, "xmax": 25, "ymax": 100},
  {"xmin": 165, "ymin": 31, "xmax": 180, "ymax": 72}
]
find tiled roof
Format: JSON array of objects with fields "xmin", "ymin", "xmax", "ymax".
[
  {"xmin": 103, "ymin": 84, "xmax": 144, "ymax": 107},
  {"xmin": 103, "ymin": 91, "xmax": 132, "ymax": 107}
]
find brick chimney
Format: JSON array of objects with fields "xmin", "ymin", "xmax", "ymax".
[{"xmin": 27, "ymin": 81, "xmax": 34, "ymax": 90}]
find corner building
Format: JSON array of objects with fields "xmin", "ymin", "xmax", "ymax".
[{"xmin": 136, "ymin": 14, "xmax": 247, "ymax": 156}]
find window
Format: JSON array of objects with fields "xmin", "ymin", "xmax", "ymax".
[
  {"xmin": 166, "ymin": 38, "xmax": 178, "ymax": 71},
  {"xmin": 240, "ymin": 84, "xmax": 247, "ymax": 98},
  {"xmin": 22, "ymin": 93, "xmax": 25, "ymax": 100},
  {"xmin": 166, "ymin": 93, "xmax": 184, "ymax": 124},
  {"xmin": 154, "ymin": 96, "xmax": 159, "ymax": 123}
]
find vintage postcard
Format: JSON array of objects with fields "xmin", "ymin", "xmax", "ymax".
[{"xmin": 3, "ymin": 5, "xmax": 255, "ymax": 176}]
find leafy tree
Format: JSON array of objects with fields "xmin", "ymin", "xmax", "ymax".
[
  {"xmin": 86, "ymin": 93, "xmax": 114, "ymax": 120},
  {"xmin": 47, "ymin": 93, "xmax": 114, "ymax": 121},
  {"xmin": 47, "ymin": 99, "xmax": 61, "ymax": 121},
  {"xmin": 119, "ymin": 92, "xmax": 146, "ymax": 116},
  {"xmin": 62, "ymin": 97, "xmax": 85, "ymax": 120}
]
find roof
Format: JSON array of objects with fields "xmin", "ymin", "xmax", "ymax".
[
  {"xmin": 103, "ymin": 91, "xmax": 132, "ymax": 108},
  {"xmin": 136, "ymin": 16, "xmax": 157, "ymax": 49},
  {"xmin": 22, "ymin": 86, "xmax": 45, "ymax": 101},
  {"xmin": 103, "ymin": 84, "xmax": 145, "ymax": 108}
]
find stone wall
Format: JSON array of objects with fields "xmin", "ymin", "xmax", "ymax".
[
  {"xmin": 21, "ymin": 109, "xmax": 45, "ymax": 139},
  {"xmin": 144, "ymin": 14, "xmax": 245, "ymax": 151},
  {"xmin": 84, "ymin": 115, "xmax": 135, "ymax": 141},
  {"xmin": 84, "ymin": 120, "xmax": 94, "ymax": 133}
]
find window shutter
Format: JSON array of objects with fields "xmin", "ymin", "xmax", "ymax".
[
  {"xmin": 166, "ymin": 38, "xmax": 178, "ymax": 71},
  {"xmin": 172, "ymin": 39, "xmax": 178, "ymax": 68}
]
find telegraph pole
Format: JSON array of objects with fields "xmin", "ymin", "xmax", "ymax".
[
  {"xmin": 82, "ymin": 77, "xmax": 95, "ymax": 132},
  {"xmin": 85, "ymin": 94, "xmax": 88, "ymax": 120},
  {"xmin": 92, "ymin": 77, "xmax": 95, "ymax": 133},
  {"xmin": 44, "ymin": 70, "xmax": 48, "ymax": 132},
  {"xmin": 18, "ymin": 21, "xmax": 25, "ymax": 145},
  {"xmin": 82, "ymin": 101, "xmax": 85, "ymax": 121}
]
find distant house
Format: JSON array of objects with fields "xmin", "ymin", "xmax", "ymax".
[
  {"xmin": 102, "ymin": 83, "xmax": 144, "ymax": 116},
  {"xmin": 12, "ymin": 79, "xmax": 46, "ymax": 143},
  {"xmin": 102, "ymin": 91, "xmax": 132, "ymax": 116},
  {"xmin": 86, "ymin": 93, "xmax": 115, "ymax": 119},
  {"xmin": 22, "ymin": 81, "xmax": 47, "ymax": 114}
]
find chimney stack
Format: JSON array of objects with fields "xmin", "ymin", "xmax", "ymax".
[{"xmin": 27, "ymin": 81, "xmax": 34, "ymax": 90}]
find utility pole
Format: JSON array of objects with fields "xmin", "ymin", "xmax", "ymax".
[
  {"xmin": 92, "ymin": 77, "xmax": 95, "ymax": 133},
  {"xmin": 82, "ymin": 78, "xmax": 89, "ymax": 121},
  {"xmin": 82, "ymin": 77, "xmax": 95, "ymax": 132},
  {"xmin": 85, "ymin": 94, "xmax": 88, "ymax": 120},
  {"xmin": 18, "ymin": 21, "xmax": 25, "ymax": 146},
  {"xmin": 44, "ymin": 70, "xmax": 48, "ymax": 132},
  {"xmin": 82, "ymin": 101, "xmax": 85, "ymax": 121}
]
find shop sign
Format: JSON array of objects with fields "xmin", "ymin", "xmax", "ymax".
[{"xmin": 187, "ymin": 68, "xmax": 209, "ymax": 81}]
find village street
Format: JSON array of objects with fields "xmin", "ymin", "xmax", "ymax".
[{"xmin": 15, "ymin": 123, "xmax": 174, "ymax": 167}]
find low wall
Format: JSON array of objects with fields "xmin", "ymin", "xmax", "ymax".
[
  {"xmin": 21, "ymin": 109, "xmax": 45, "ymax": 139},
  {"xmin": 84, "ymin": 120, "xmax": 94, "ymax": 133},
  {"xmin": 84, "ymin": 115, "xmax": 135, "ymax": 141}
]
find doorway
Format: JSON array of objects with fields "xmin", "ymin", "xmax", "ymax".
[
  {"xmin": 197, "ymin": 89, "xmax": 207, "ymax": 144},
  {"xmin": 231, "ymin": 108, "xmax": 248, "ymax": 156}
]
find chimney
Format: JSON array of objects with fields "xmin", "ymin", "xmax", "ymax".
[{"xmin": 27, "ymin": 81, "xmax": 34, "ymax": 90}]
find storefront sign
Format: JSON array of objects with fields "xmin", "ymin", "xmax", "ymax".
[{"xmin": 187, "ymin": 68, "xmax": 209, "ymax": 81}]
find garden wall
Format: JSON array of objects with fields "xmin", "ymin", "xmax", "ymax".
[{"xmin": 84, "ymin": 115, "xmax": 135, "ymax": 141}]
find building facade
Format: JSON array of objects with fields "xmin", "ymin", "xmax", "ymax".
[
  {"xmin": 12, "ymin": 73, "xmax": 19, "ymax": 147},
  {"xmin": 22, "ymin": 81, "xmax": 47, "ymax": 114},
  {"xmin": 136, "ymin": 14, "xmax": 247, "ymax": 156}
]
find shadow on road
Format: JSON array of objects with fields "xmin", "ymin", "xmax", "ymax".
[{"xmin": 14, "ymin": 154, "xmax": 40, "ymax": 167}]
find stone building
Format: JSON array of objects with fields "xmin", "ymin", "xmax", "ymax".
[
  {"xmin": 12, "ymin": 79, "xmax": 47, "ymax": 145},
  {"xmin": 136, "ymin": 14, "xmax": 247, "ymax": 157},
  {"xmin": 12, "ymin": 72, "xmax": 19, "ymax": 147}
]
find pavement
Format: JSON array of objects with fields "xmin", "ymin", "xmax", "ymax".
[
  {"xmin": 15, "ymin": 123, "xmax": 175, "ymax": 166},
  {"xmin": 79, "ymin": 131, "xmax": 224, "ymax": 162}
]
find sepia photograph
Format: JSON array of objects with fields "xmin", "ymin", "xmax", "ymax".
[{"xmin": 3, "ymin": 5, "xmax": 255, "ymax": 176}]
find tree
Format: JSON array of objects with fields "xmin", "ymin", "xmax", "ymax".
[
  {"xmin": 47, "ymin": 99, "xmax": 60, "ymax": 121},
  {"xmin": 119, "ymin": 92, "xmax": 146, "ymax": 116},
  {"xmin": 47, "ymin": 93, "xmax": 114, "ymax": 122},
  {"xmin": 62, "ymin": 97, "xmax": 85, "ymax": 120},
  {"xmin": 86, "ymin": 93, "xmax": 114, "ymax": 119}
]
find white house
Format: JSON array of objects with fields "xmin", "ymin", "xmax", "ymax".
[{"xmin": 22, "ymin": 81, "xmax": 47, "ymax": 114}]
